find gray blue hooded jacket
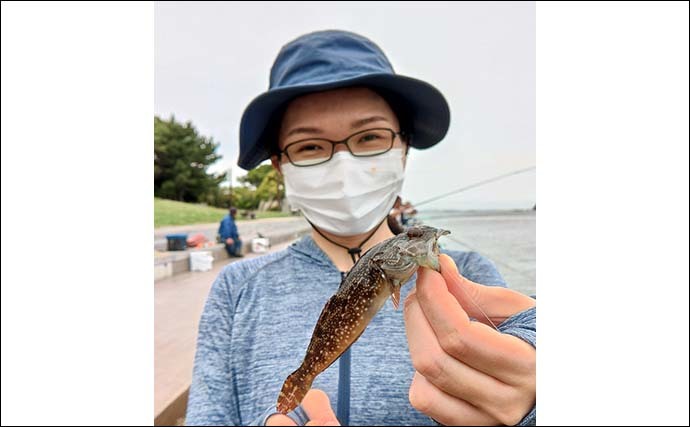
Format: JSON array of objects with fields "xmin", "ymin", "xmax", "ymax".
[{"xmin": 185, "ymin": 235, "xmax": 536, "ymax": 426}]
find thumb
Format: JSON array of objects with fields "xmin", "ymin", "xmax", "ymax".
[
  {"xmin": 301, "ymin": 389, "xmax": 340, "ymax": 426},
  {"xmin": 439, "ymin": 254, "xmax": 535, "ymax": 326}
]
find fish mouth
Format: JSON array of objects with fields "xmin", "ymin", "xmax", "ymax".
[
  {"xmin": 436, "ymin": 228, "xmax": 451, "ymax": 238},
  {"xmin": 433, "ymin": 229, "xmax": 450, "ymax": 255}
]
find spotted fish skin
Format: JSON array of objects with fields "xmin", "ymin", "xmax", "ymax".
[{"xmin": 276, "ymin": 225, "xmax": 450, "ymax": 414}]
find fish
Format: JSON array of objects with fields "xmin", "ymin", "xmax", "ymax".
[{"xmin": 276, "ymin": 225, "xmax": 450, "ymax": 414}]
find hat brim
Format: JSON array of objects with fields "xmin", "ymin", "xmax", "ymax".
[{"xmin": 238, "ymin": 73, "xmax": 450, "ymax": 170}]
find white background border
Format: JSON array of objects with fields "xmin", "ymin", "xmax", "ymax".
[{"xmin": 2, "ymin": 1, "xmax": 688, "ymax": 425}]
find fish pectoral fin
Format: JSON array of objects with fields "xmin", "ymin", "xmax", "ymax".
[{"xmin": 391, "ymin": 288, "xmax": 401, "ymax": 310}]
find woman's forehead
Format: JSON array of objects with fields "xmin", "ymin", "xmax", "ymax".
[{"xmin": 279, "ymin": 87, "xmax": 399, "ymax": 139}]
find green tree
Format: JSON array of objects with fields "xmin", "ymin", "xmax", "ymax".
[
  {"xmin": 235, "ymin": 163, "xmax": 285, "ymax": 211},
  {"xmin": 237, "ymin": 164, "xmax": 273, "ymax": 188},
  {"xmin": 202, "ymin": 185, "xmax": 228, "ymax": 208},
  {"xmin": 256, "ymin": 169, "xmax": 285, "ymax": 210},
  {"xmin": 230, "ymin": 186, "xmax": 260, "ymax": 210},
  {"xmin": 154, "ymin": 116, "xmax": 226, "ymax": 202}
]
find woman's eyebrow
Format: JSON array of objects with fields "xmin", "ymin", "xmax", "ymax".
[
  {"xmin": 350, "ymin": 116, "xmax": 389, "ymax": 129},
  {"xmin": 285, "ymin": 116, "xmax": 390, "ymax": 138},
  {"xmin": 285, "ymin": 126, "xmax": 323, "ymax": 138}
]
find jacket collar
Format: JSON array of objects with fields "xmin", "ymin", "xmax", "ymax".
[{"xmin": 288, "ymin": 234, "xmax": 340, "ymax": 271}]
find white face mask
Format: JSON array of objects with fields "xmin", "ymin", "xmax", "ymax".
[{"xmin": 281, "ymin": 148, "xmax": 405, "ymax": 236}]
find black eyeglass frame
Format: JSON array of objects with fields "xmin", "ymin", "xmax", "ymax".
[{"xmin": 278, "ymin": 127, "xmax": 411, "ymax": 167}]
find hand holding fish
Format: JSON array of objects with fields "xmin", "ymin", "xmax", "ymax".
[
  {"xmin": 267, "ymin": 389, "xmax": 340, "ymax": 426},
  {"xmin": 404, "ymin": 254, "xmax": 536, "ymax": 426}
]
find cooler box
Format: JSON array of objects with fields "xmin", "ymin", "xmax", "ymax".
[
  {"xmin": 166, "ymin": 234, "xmax": 188, "ymax": 251},
  {"xmin": 190, "ymin": 251, "xmax": 214, "ymax": 272},
  {"xmin": 251, "ymin": 237, "xmax": 270, "ymax": 253}
]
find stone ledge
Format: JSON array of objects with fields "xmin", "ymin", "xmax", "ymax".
[{"xmin": 154, "ymin": 227, "xmax": 309, "ymax": 281}]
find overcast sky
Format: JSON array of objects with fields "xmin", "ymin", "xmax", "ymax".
[{"xmin": 155, "ymin": 1, "xmax": 535, "ymax": 210}]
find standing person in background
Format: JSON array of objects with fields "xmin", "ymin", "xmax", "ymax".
[{"xmin": 218, "ymin": 207, "xmax": 243, "ymax": 258}]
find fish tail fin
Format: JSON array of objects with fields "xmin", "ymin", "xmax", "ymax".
[{"xmin": 276, "ymin": 368, "xmax": 311, "ymax": 414}]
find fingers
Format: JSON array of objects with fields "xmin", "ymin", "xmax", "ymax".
[
  {"xmin": 266, "ymin": 414, "xmax": 296, "ymax": 426},
  {"xmin": 408, "ymin": 372, "xmax": 500, "ymax": 426},
  {"xmin": 301, "ymin": 389, "xmax": 340, "ymax": 426},
  {"xmin": 267, "ymin": 389, "xmax": 339, "ymax": 426},
  {"xmin": 439, "ymin": 254, "xmax": 535, "ymax": 324},
  {"xmin": 412, "ymin": 266, "xmax": 536, "ymax": 383},
  {"xmin": 306, "ymin": 419, "xmax": 340, "ymax": 426},
  {"xmin": 404, "ymin": 290, "xmax": 516, "ymax": 410}
]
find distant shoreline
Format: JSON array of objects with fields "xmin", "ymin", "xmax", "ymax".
[{"xmin": 418, "ymin": 208, "xmax": 536, "ymax": 219}]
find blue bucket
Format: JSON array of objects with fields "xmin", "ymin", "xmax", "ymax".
[{"xmin": 166, "ymin": 234, "xmax": 188, "ymax": 251}]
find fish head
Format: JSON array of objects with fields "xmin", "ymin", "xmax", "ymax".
[
  {"xmin": 373, "ymin": 226, "xmax": 450, "ymax": 280},
  {"xmin": 400, "ymin": 226, "xmax": 450, "ymax": 272}
]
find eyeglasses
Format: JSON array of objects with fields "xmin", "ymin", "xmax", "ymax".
[{"xmin": 279, "ymin": 128, "xmax": 408, "ymax": 167}]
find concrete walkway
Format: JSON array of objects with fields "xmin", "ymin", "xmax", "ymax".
[{"xmin": 154, "ymin": 241, "xmax": 293, "ymax": 425}]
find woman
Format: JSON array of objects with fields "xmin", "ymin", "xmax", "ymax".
[{"xmin": 186, "ymin": 30, "xmax": 536, "ymax": 426}]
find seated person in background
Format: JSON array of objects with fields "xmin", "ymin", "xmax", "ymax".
[
  {"xmin": 218, "ymin": 207, "xmax": 243, "ymax": 257},
  {"xmin": 401, "ymin": 201, "xmax": 417, "ymax": 225}
]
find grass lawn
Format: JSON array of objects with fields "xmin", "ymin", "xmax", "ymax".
[{"xmin": 154, "ymin": 198, "xmax": 290, "ymax": 228}]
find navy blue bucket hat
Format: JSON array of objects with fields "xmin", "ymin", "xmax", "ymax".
[{"xmin": 238, "ymin": 30, "xmax": 451, "ymax": 170}]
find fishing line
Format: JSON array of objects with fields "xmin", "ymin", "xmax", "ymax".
[
  {"xmin": 438, "ymin": 235, "xmax": 533, "ymax": 331},
  {"xmin": 444, "ymin": 235, "xmax": 536, "ymax": 282},
  {"xmin": 445, "ymin": 256, "xmax": 500, "ymax": 332},
  {"xmin": 415, "ymin": 166, "xmax": 536, "ymax": 207},
  {"xmin": 407, "ymin": 166, "xmax": 536, "ymax": 329}
]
